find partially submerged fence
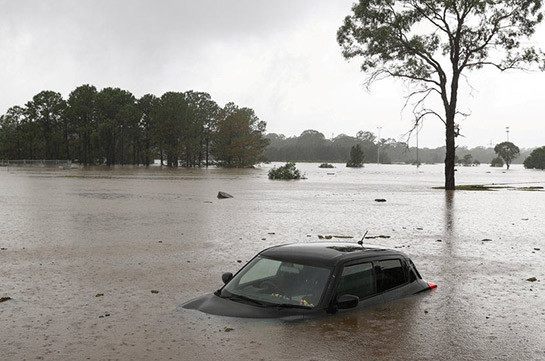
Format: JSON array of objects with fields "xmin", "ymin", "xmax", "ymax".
[{"xmin": 0, "ymin": 160, "xmax": 72, "ymax": 168}]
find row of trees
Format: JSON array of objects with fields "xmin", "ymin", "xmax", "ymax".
[
  {"xmin": 0, "ymin": 86, "xmax": 269, "ymax": 167},
  {"xmin": 264, "ymin": 130, "xmax": 534, "ymax": 165},
  {"xmin": 265, "ymin": 130, "xmax": 384, "ymax": 163}
]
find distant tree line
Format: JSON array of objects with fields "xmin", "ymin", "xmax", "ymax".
[
  {"xmin": 264, "ymin": 130, "xmax": 534, "ymax": 165},
  {"xmin": 0, "ymin": 86, "xmax": 268, "ymax": 167}
]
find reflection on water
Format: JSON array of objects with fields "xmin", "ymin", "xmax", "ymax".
[
  {"xmin": 0, "ymin": 164, "xmax": 544, "ymax": 360},
  {"xmin": 444, "ymin": 190, "xmax": 455, "ymax": 234}
]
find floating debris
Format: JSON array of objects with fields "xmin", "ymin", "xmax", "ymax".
[
  {"xmin": 224, "ymin": 327, "xmax": 234, "ymax": 332},
  {"xmin": 268, "ymin": 232, "xmax": 275, "ymax": 235},
  {"xmin": 333, "ymin": 235, "xmax": 354, "ymax": 239},
  {"xmin": 95, "ymin": 293, "xmax": 104, "ymax": 297},
  {"xmin": 151, "ymin": 290, "xmax": 159, "ymax": 294},
  {"xmin": 318, "ymin": 235, "xmax": 333, "ymax": 240},
  {"xmin": 374, "ymin": 199, "xmax": 387, "ymax": 202},
  {"xmin": 481, "ymin": 239, "xmax": 493, "ymax": 242},
  {"xmin": 217, "ymin": 191, "xmax": 233, "ymax": 199},
  {"xmin": 526, "ymin": 277, "xmax": 538, "ymax": 282},
  {"xmin": 0, "ymin": 296, "xmax": 12, "ymax": 303}
]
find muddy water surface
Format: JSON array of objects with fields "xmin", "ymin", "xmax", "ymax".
[{"xmin": 1, "ymin": 164, "xmax": 544, "ymax": 360}]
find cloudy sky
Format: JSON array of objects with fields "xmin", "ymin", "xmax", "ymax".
[{"xmin": 1, "ymin": 0, "xmax": 544, "ymax": 148}]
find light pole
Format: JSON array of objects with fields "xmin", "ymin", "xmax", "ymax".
[
  {"xmin": 505, "ymin": 126, "xmax": 510, "ymax": 142},
  {"xmin": 377, "ymin": 126, "xmax": 382, "ymax": 165}
]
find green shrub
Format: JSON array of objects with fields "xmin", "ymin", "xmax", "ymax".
[
  {"xmin": 490, "ymin": 156, "xmax": 504, "ymax": 167},
  {"xmin": 319, "ymin": 163, "xmax": 334, "ymax": 168},
  {"xmin": 524, "ymin": 146, "xmax": 545, "ymax": 170},
  {"xmin": 268, "ymin": 162, "xmax": 304, "ymax": 180},
  {"xmin": 346, "ymin": 144, "xmax": 364, "ymax": 167}
]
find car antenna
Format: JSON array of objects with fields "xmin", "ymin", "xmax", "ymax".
[{"xmin": 358, "ymin": 231, "xmax": 368, "ymax": 248}]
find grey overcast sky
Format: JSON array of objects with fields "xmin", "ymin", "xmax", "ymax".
[{"xmin": 1, "ymin": 0, "xmax": 544, "ymax": 148}]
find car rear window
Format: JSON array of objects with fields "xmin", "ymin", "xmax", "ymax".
[
  {"xmin": 409, "ymin": 259, "xmax": 422, "ymax": 281},
  {"xmin": 337, "ymin": 262, "xmax": 376, "ymax": 299},
  {"xmin": 378, "ymin": 259, "xmax": 407, "ymax": 292}
]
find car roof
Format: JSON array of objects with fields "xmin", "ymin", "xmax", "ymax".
[{"xmin": 259, "ymin": 242, "xmax": 409, "ymax": 268}]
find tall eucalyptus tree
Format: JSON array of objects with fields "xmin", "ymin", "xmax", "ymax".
[{"xmin": 338, "ymin": 0, "xmax": 544, "ymax": 189}]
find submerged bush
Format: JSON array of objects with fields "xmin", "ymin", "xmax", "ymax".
[
  {"xmin": 524, "ymin": 146, "xmax": 545, "ymax": 170},
  {"xmin": 319, "ymin": 163, "xmax": 334, "ymax": 168},
  {"xmin": 268, "ymin": 162, "xmax": 303, "ymax": 180},
  {"xmin": 490, "ymin": 156, "xmax": 504, "ymax": 167}
]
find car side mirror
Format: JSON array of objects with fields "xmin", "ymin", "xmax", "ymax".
[
  {"xmin": 222, "ymin": 272, "xmax": 233, "ymax": 284},
  {"xmin": 337, "ymin": 294, "xmax": 359, "ymax": 309}
]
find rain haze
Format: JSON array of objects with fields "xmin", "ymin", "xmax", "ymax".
[
  {"xmin": 2, "ymin": 2, "xmax": 545, "ymax": 361},
  {"xmin": 1, "ymin": 0, "xmax": 545, "ymax": 148}
]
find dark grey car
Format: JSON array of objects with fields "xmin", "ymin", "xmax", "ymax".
[{"xmin": 183, "ymin": 242, "xmax": 437, "ymax": 319}]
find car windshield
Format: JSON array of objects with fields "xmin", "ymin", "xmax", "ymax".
[{"xmin": 220, "ymin": 256, "xmax": 331, "ymax": 308}]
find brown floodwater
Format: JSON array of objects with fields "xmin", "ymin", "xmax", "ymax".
[{"xmin": 1, "ymin": 163, "xmax": 544, "ymax": 360}]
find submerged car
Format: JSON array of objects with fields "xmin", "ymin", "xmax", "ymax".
[{"xmin": 183, "ymin": 242, "xmax": 437, "ymax": 319}]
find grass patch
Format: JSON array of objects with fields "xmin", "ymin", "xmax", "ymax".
[
  {"xmin": 433, "ymin": 185, "xmax": 544, "ymax": 191},
  {"xmin": 432, "ymin": 185, "xmax": 502, "ymax": 191},
  {"xmin": 517, "ymin": 186, "xmax": 544, "ymax": 191}
]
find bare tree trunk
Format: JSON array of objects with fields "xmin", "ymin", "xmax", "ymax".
[
  {"xmin": 160, "ymin": 143, "xmax": 164, "ymax": 166},
  {"xmin": 445, "ymin": 115, "xmax": 456, "ymax": 190},
  {"xmin": 205, "ymin": 137, "xmax": 209, "ymax": 167}
]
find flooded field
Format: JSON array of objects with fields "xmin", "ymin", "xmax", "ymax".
[{"xmin": 1, "ymin": 163, "xmax": 544, "ymax": 360}]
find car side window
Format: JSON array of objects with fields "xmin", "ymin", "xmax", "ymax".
[
  {"xmin": 337, "ymin": 262, "xmax": 376, "ymax": 299},
  {"xmin": 378, "ymin": 259, "xmax": 408, "ymax": 292}
]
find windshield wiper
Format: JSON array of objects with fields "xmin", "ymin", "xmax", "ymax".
[
  {"xmin": 266, "ymin": 303, "xmax": 312, "ymax": 310},
  {"xmin": 219, "ymin": 293, "xmax": 266, "ymax": 306}
]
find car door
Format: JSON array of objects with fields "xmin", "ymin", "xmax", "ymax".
[{"xmin": 336, "ymin": 261, "xmax": 384, "ymax": 310}]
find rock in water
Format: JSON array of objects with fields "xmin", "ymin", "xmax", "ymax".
[{"xmin": 217, "ymin": 191, "xmax": 233, "ymax": 199}]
